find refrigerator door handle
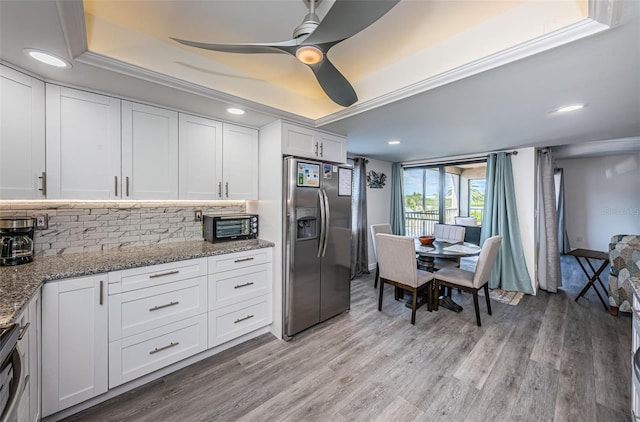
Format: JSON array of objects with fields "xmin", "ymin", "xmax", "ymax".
[
  {"xmin": 322, "ymin": 189, "xmax": 330, "ymax": 257},
  {"xmin": 317, "ymin": 189, "xmax": 326, "ymax": 257}
]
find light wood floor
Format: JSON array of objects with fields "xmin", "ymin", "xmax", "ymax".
[{"xmin": 66, "ymin": 256, "xmax": 631, "ymax": 422}]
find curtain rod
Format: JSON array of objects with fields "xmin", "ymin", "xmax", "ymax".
[{"xmin": 402, "ymin": 150, "xmax": 518, "ymax": 168}]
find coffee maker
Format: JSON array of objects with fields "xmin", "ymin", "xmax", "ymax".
[{"xmin": 0, "ymin": 217, "xmax": 35, "ymax": 266}]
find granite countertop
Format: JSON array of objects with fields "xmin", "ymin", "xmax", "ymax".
[{"xmin": 0, "ymin": 239, "xmax": 274, "ymax": 326}]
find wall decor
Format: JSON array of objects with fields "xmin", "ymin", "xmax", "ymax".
[{"xmin": 367, "ymin": 171, "xmax": 387, "ymax": 188}]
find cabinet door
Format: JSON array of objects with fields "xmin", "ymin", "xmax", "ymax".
[
  {"xmin": 0, "ymin": 65, "xmax": 45, "ymax": 199},
  {"xmin": 14, "ymin": 289, "xmax": 40, "ymax": 422},
  {"xmin": 222, "ymin": 123, "xmax": 258, "ymax": 200},
  {"xmin": 178, "ymin": 113, "xmax": 223, "ymax": 199},
  {"xmin": 282, "ymin": 122, "xmax": 317, "ymax": 159},
  {"xmin": 42, "ymin": 275, "xmax": 108, "ymax": 417},
  {"xmin": 46, "ymin": 85, "xmax": 121, "ymax": 199},
  {"xmin": 317, "ymin": 132, "xmax": 346, "ymax": 164},
  {"xmin": 122, "ymin": 101, "xmax": 178, "ymax": 199}
]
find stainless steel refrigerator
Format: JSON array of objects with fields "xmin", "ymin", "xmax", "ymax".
[{"xmin": 283, "ymin": 157, "xmax": 352, "ymax": 339}]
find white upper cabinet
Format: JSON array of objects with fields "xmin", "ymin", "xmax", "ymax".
[
  {"xmin": 282, "ymin": 122, "xmax": 346, "ymax": 163},
  {"xmin": 222, "ymin": 123, "xmax": 258, "ymax": 200},
  {"xmin": 178, "ymin": 113, "xmax": 223, "ymax": 200},
  {"xmin": 45, "ymin": 85, "xmax": 121, "ymax": 199},
  {"xmin": 122, "ymin": 101, "xmax": 178, "ymax": 199},
  {"xmin": 0, "ymin": 65, "xmax": 45, "ymax": 199}
]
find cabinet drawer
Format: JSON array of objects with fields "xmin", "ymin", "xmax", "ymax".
[
  {"xmin": 208, "ymin": 294, "xmax": 272, "ymax": 348},
  {"xmin": 208, "ymin": 248, "xmax": 272, "ymax": 273},
  {"xmin": 108, "ymin": 258, "xmax": 207, "ymax": 294},
  {"xmin": 208, "ymin": 264, "xmax": 271, "ymax": 310},
  {"xmin": 634, "ymin": 292, "xmax": 640, "ymax": 354},
  {"xmin": 109, "ymin": 277, "xmax": 207, "ymax": 341},
  {"xmin": 109, "ymin": 314, "xmax": 207, "ymax": 388}
]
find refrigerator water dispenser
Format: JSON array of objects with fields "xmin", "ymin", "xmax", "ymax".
[{"xmin": 296, "ymin": 208, "xmax": 317, "ymax": 240}]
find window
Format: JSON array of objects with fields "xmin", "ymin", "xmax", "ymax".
[{"xmin": 403, "ymin": 161, "xmax": 486, "ymax": 236}]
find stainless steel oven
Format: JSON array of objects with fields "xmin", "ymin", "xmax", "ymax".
[
  {"xmin": 1, "ymin": 324, "xmax": 23, "ymax": 422},
  {"xmin": 203, "ymin": 214, "xmax": 258, "ymax": 243}
]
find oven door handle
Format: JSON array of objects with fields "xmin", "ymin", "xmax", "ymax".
[{"xmin": 1, "ymin": 347, "xmax": 25, "ymax": 422}]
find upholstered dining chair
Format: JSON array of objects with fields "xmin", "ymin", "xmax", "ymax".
[
  {"xmin": 376, "ymin": 233, "xmax": 434, "ymax": 324},
  {"xmin": 432, "ymin": 223, "xmax": 467, "ymax": 270},
  {"xmin": 433, "ymin": 235, "xmax": 503, "ymax": 326},
  {"xmin": 370, "ymin": 223, "xmax": 392, "ymax": 288}
]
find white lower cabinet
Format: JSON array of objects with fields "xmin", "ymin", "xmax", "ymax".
[
  {"xmin": 42, "ymin": 275, "xmax": 108, "ymax": 417},
  {"xmin": 208, "ymin": 249, "xmax": 273, "ymax": 348},
  {"xmin": 15, "ymin": 289, "xmax": 40, "ymax": 422},
  {"xmin": 40, "ymin": 248, "xmax": 274, "ymax": 416}
]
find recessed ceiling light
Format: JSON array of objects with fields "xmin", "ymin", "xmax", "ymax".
[
  {"xmin": 555, "ymin": 104, "xmax": 585, "ymax": 113},
  {"xmin": 226, "ymin": 107, "xmax": 245, "ymax": 115},
  {"xmin": 24, "ymin": 49, "xmax": 71, "ymax": 68},
  {"xmin": 388, "ymin": 140, "xmax": 401, "ymax": 145}
]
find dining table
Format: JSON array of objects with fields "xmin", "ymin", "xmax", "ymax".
[{"xmin": 413, "ymin": 239, "xmax": 482, "ymax": 312}]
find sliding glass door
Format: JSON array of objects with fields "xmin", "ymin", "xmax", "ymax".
[{"xmin": 403, "ymin": 162, "xmax": 486, "ymax": 237}]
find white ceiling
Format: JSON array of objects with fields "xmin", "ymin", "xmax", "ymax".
[{"xmin": 1, "ymin": 0, "xmax": 639, "ymax": 163}]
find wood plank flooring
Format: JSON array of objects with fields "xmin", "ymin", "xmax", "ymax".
[{"xmin": 66, "ymin": 256, "xmax": 632, "ymax": 421}]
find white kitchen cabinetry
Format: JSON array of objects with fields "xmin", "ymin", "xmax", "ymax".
[
  {"xmin": 122, "ymin": 101, "xmax": 179, "ymax": 199},
  {"xmin": 282, "ymin": 122, "xmax": 346, "ymax": 163},
  {"xmin": 45, "ymin": 85, "xmax": 121, "ymax": 199},
  {"xmin": 41, "ymin": 275, "xmax": 108, "ymax": 417},
  {"xmin": 178, "ymin": 113, "xmax": 223, "ymax": 200},
  {"xmin": 222, "ymin": 123, "xmax": 258, "ymax": 200},
  {"xmin": 107, "ymin": 258, "xmax": 208, "ymax": 388},
  {"xmin": 208, "ymin": 249, "xmax": 273, "ymax": 347},
  {"xmin": 15, "ymin": 289, "xmax": 41, "ymax": 422},
  {"xmin": 0, "ymin": 65, "xmax": 45, "ymax": 199}
]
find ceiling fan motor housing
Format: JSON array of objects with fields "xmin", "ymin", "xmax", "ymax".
[{"xmin": 293, "ymin": 12, "xmax": 320, "ymax": 39}]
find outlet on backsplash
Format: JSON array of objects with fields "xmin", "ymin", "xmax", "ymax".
[
  {"xmin": 34, "ymin": 213, "xmax": 48, "ymax": 230},
  {"xmin": 195, "ymin": 210, "xmax": 203, "ymax": 221}
]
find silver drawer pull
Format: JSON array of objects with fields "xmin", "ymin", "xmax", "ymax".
[
  {"xmin": 234, "ymin": 282, "xmax": 254, "ymax": 289},
  {"xmin": 149, "ymin": 341, "xmax": 179, "ymax": 355},
  {"xmin": 149, "ymin": 301, "xmax": 180, "ymax": 312},
  {"xmin": 234, "ymin": 314, "xmax": 254, "ymax": 324},
  {"xmin": 149, "ymin": 270, "xmax": 179, "ymax": 278},
  {"xmin": 18, "ymin": 322, "xmax": 30, "ymax": 341},
  {"xmin": 234, "ymin": 257, "xmax": 254, "ymax": 263}
]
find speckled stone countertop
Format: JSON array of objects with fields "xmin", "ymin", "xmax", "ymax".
[{"xmin": 0, "ymin": 239, "xmax": 274, "ymax": 326}]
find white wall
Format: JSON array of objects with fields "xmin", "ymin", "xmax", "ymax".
[
  {"xmin": 511, "ymin": 147, "xmax": 536, "ymax": 294},
  {"xmin": 364, "ymin": 158, "xmax": 393, "ymax": 270},
  {"xmin": 557, "ymin": 153, "xmax": 640, "ymax": 251}
]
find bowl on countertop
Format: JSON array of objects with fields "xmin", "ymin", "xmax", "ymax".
[{"xmin": 418, "ymin": 236, "xmax": 435, "ymax": 246}]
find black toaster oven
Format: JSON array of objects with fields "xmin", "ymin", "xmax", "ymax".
[{"xmin": 203, "ymin": 214, "xmax": 258, "ymax": 242}]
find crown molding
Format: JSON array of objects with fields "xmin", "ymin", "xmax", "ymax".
[{"xmin": 55, "ymin": 0, "xmax": 87, "ymax": 60}]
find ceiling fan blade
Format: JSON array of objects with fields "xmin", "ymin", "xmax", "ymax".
[
  {"xmin": 170, "ymin": 37, "xmax": 298, "ymax": 55},
  {"xmin": 304, "ymin": 0, "xmax": 400, "ymax": 45},
  {"xmin": 308, "ymin": 57, "xmax": 357, "ymax": 107}
]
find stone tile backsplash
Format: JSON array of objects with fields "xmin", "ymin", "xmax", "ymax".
[{"xmin": 0, "ymin": 200, "xmax": 246, "ymax": 256}]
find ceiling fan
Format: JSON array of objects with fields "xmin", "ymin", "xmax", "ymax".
[{"xmin": 171, "ymin": 0, "xmax": 399, "ymax": 107}]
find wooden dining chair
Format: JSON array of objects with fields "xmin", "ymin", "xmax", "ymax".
[
  {"xmin": 376, "ymin": 233, "xmax": 434, "ymax": 324},
  {"xmin": 433, "ymin": 235, "xmax": 503, "ymax": 326},
  {"xmin": 370, "ymin": 223, "xmax": 392, "ymax": 288}
]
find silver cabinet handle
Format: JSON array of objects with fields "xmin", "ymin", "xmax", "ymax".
[
  {"xmin": 320, "ymin": 142, "xmax": 324, "ymax": 157},
  {"xmin": 234, "ymin": 314, "xmax": 254, "ymax": 324},
  {"xmin": 18, "ymin": 322, "xmax": 30, "ymax": 341},
  {"xmin": 149, "ymin": 301, "xmax": 179, "ymax": 312},
  {"xmin": 234, "ymin": 282, "xmax": 254, "ymax": 289},
  {"xmin": 225, "ymin": 182, "xmax": 229, "ymax": 198},
  {"xmin": 149, "ymin": 341, "xmax": 179, "ymax": 355},
  {"xmin": 218, "ymin": 182, "xmax": 222, "ymax": 199},
  {"xmin": 114, "ymin": 176, "xmax": 118, "ymax": 196},
  {"xmin": 126, "ymin": 176, "xmax": 130, "ymax": 197},
  {"xmin": 149, "ymin": 270, "xmax": 179, "ymax": 278},
  {"xmin": 314, "ymin": 141, "xmax": 319, "ymax": 156},
  {"xmin": 99, "ymin": 280, "xmax": 104, "ymax": 305},
  {"xmin": 38, "ymin": 171, "xmax": 47, "ymax": 196},
  {"xmin": 234, "ymin": 257, "xmax": 254, "ymax": 263}
]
